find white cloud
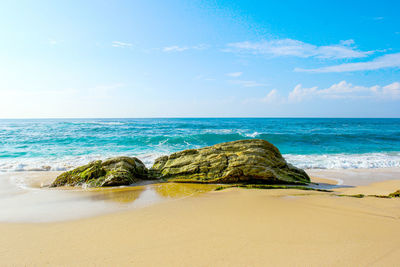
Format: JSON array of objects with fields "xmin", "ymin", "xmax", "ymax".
[
  {"xmin": 163, "ymin": 44, "xmax": 208, "ymax": 52},
  {"xmin": 226, "ymin": 72, "xmax": 243, "ymax": 77},
  {"xmin": 112, "ymin": 41, "xmax": 132, "ymax": 48},
  {"xmin": 244, "ymin": 81, "xmax": 399, "ymax": 105},
  {"xmin": 339, "ymin": 40, "xmax": 355, "ymax": 46},
  {"xmin": 318, "ymin": 81, "xmax": 376, "ymax": 96},
  {"xmin": 229, "ymin": 80, "xmax": 266, "ymax": 87},
  {"xmin": 382, "ymin": 82, "xmax": 400, "ymax": 97},
  {"xmin": 288, "ymin": 84, "xmax": 318, "ymax": 102},
  {"xmin": 288, "ymin": 81, "xmax": 400, "ymax": 102},
  {"xmin": 163, "ymin": 45, "xmax": 189, "ymax": 52},
  {"xmin": 225, "ymin": 39, "xmax": 372, "ymax": 59},
  {"xmin": 261, "ymin": 89, "xmax": 278, "ymax": 103},
  {"xmin": 295, "ymin": 53, "xmax": 400, "ymax": 73}
]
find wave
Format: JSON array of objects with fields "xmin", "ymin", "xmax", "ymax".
[
  {"xmin": 65, "ymin": 121, "xmax": 127, "ymax": 126},
  {"xmin": 243, "ymin": 131, "xmax": 260, "ymax": 138},
  {"xmin": 284, "ymin": 152, "xmax": 400, "ymax": 169},
  {"xmin": 1, "ymin": 152, "xmax": 399, "ymax": 172},
  {"xmin": 91, "ymin": 122, "xmax": 126, "ymax": 126},
  {"xmin": 2, "ymin": 119, "xmax": 400, "ymax": 173}
]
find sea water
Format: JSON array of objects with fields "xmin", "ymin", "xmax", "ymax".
[
  {"xmin": 1, "ymin": 118, "xmax": 400, "ymax": 171},
  {"xmin": 1, "ymin": 118, "xmax": 399, "ymax": 222}
]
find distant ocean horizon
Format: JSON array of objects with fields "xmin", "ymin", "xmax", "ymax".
[{"xmin": 1, "ymin": 118, "xmax": 400, "ymax": 172}]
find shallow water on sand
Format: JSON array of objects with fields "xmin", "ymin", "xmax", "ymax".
[{"xmin": 0, "ymin": 172, "xmax": 218, "ymax": 223}]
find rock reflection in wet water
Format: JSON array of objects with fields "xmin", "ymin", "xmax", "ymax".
[
  {"xmin": 85, "ymin": 183, "xmax": 218, "ymax": 204},
  {"xmin": 0, "ymin": 171, "xmax": 219, "ymax": 222},
  {"xmin": 87, "ymin": 186, "xmax": 146, "ymax": 203}
]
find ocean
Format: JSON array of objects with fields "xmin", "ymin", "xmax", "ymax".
[{"xmin": 1, "ymin": 118, "xmax": 400, "ymax": 171}]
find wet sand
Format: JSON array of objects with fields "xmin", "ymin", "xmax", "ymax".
[
  {"xmin": 0, "ymin": 169, "xmax": 400, "ymax": 266},
  {"xmin": 0, "ymin": 171, "xmax": 218, "ymax": 222},
  {"xmin": 307, "ymin": 167, "xmax": 400, "ymax": 186}
]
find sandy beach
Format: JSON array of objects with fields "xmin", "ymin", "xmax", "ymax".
[
  {"xmin": 0, "ymin": 169, "xmax": 399, "ymax": 266},
  {"xmin": 1, "ymin": 0, "xmax": 399, "ymax": 265}
]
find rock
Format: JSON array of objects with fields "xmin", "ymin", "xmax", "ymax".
[
  {"xmin": 50, "ymin": 156, "xmax": 148, "ymax": 187},
  {"xmin": 51, "ymin": 139, "xmax": 310, "ymax": 188},
  {"xmin": 389, "ymin": 190, "xmax": 400, "ymax": 198},
  {"xmin": 150, "ymin": 139, "xmax": 310, "ymax": 184}
]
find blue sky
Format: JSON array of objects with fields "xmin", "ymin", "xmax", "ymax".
[{"xmin": 0, "ymin": 0, "xmax": 399, "ymax": 118}]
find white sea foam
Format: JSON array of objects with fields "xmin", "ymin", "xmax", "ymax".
[
  {"xmin": 136, "ymin": 152, "xmax": 168, "ymax": 166},
  {"xmin": 1, "ymin": 152, "xmax": 399, "ymax": 172},
  {"xmin": 92, "ymin": 122, "xmax": 126, "ymax": 125},
  {"xmin": 284, "ymin": 152, "xmax": 400, "ymax": 169},
  {"xmin": 204, "ymin": 129, "xmax": 235, "ymax": 134},
  {"xmin": 243, "ymin": 131, "xmax": 260, "ymax": 138},
  {"xmin": 0, "ymin": 155, "xmax": 105, "ymax": 172},
  {"xmin": 68, "ymin": 121, "xmax": 126, "ymax": 126},
  {"xmin": 203, "ymin": 129, "xmax": 261, "ymax": 138},
  {"xmin": 0, "ymin": 152, "xmax": 169, "ymax": 172}
]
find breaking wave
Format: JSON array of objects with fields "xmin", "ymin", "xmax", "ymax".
[
  {"xmin": 1, "ymin": 118, "xmax": 400, "ymax": 171},
  {"xmin": 1, "ymin": 152, "xmax": 399, "ymax": 172}
]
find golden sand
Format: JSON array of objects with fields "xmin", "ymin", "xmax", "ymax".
[
  {"xmin": 334, "ymin": 179, "xmax": 400, "ymax": 196},
  {"xmin": 0, "ymin": 174, "xmax": 400, "ymax": 266}
]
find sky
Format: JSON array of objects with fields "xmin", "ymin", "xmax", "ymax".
[{"xmin": 0, "ymin": 0, "xmax": 399, "ymax": 118}]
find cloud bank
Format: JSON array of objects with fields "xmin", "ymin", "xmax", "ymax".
[
  {"xmin": 295, "ymin": 53, "xmax": 400, "ymax": 73},
  {"xmin": 247, "ymin": 81, "xmax": 400, "ymax": 105},
  {"xmin": 288, "ymin": 81, "xmax": 400, "ymax": 102},
  {"xmin": 225, "ymin": 39, "xmax": 372, "ymax": 59}
]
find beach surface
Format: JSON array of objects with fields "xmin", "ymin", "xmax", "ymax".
[{"xmin": 0, "ymin": 169, "xmax": 400, "ymax": 266}]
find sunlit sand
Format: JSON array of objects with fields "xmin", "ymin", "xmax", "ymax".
[{"xmin": 0, "ymin": 169, "xmax": 399, "ymax": 266}]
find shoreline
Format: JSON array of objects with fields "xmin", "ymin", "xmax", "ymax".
[
  {"xmin": 0, "ymin": 168, "xmax": 399, "ymax": 265},
  {"xmin": 0, "ymin": 168, "xmax": 399, "ymax": 222},
  {"xmin": 307, "ymin": 167, "xmax": 400, "ymax": 186},
  {"xmin": 0, "ymin": 168, "xmax": 400, "ymax": 266}
]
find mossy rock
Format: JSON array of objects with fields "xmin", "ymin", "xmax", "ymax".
[
  {"xmin": 389, "ymin": 190, "xmax": 400, "ymax": 198},
  {"xmin": 50, "ymin": 156, "xmax": 148, "ymax": 188},
  {"xmin": 150, "ymin": 139, "xmax": 310, "ymax": 184}
]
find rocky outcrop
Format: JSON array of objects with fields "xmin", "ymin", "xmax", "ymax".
[
  {"xmin": 150, "ymin": 139, "xmax": 310, "ymax": 184},
  {"xmin": 50, "ymin": 156, "xmax": 148, "ymax": 187},
  {"xmin": 51, "ymin": 139, "xmax": 310, "ymax": 188}
]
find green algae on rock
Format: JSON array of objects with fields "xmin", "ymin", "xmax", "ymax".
[
  {"xmin": 51, "ymin": 139, "xmax": 310, "ymax": 188},
  {"xmin": 150, "ymin": 139, "xmax": 310, "ymax": 184},
  {"xmin": 50, "ymin": 156, "xmax": 148, "ymax": 188},
  {"xmin": 388, "ymin": 190, "xmax": 400, "ymax": 198}
]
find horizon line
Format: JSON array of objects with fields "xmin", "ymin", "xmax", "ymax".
[{"xmin": 0, "ymin": 117, "xmax": 400, "ymax": 120}]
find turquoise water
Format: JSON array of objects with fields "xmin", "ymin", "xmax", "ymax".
[{"xmin": 1, "ymin": 118, "xmax": 400, "ymax": 171}]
